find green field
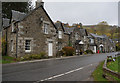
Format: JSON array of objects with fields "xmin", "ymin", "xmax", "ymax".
[{"xmin": 107, "ymin": 56, "xmax": 120, "ymax": 73}]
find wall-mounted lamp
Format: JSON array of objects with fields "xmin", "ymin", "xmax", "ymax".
[{"xmin": 40, "ymin": 17, "xmax": 43, "ymax": 22}]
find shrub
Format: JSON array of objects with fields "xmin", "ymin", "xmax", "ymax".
[
  {"xmin": 85, "ymin": 50, "xmax": 94, "ymax": 54},
  {"xmin": 62, "ymin": 46, "xmax": 75, "ymax": 56},
  {"xmin": 21, "ymin": 52, "xmax": 47, "ymax": 61},
  {"xmin": 56, "ymin": 50, "xmax": 64, "ymax": 57},
  {"xmin": 84, "ymin": 51, "xmax": 87, "ymax": 55},
  {"xmin": 40, "ymin": 52, "xmax": 47, "ymax": 59}
]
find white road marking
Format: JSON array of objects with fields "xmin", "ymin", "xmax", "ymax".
[{"xmin": 35, "ymin": 63, "xmax": 95, "ymax": 82}]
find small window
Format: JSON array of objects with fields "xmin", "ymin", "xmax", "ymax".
[
  {"xmin": 11, "ymin": 40, "xmax": 13, "ymax": 52},
  {"xmin": 75, "ymin": 33, "xmax": 79, "ymax": 40},
  {"xmin": 58, "ymin": 42, "xmax": 62, "ymax": 51},
  {"xmin": 91, "ymin": 39, "xmax": 94, "ymax": 43},
  {"xmin": 25, "ymin": 40, "xmax": 31, "ymax": 52},
  {"xmin": 12, "ymin": 23, "xmax": 14, "ymax": 32},
  {"xmin": 44, "ymin": 23, "xmax": 49, "ymax": 34},
  {"xmin": 58, "ymin": 31, "xmax": 62, "ymax": 39}
]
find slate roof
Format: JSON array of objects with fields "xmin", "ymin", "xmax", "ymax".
[
  {"xmin": 55, "ymin": 22, "xmax": 61, "ymax": 29},
  {"xmin": 90, "ymin": 33, "xmax": 105, "ymax": 38},
  {"xmin": 68, "ymin": 27, "xmax": 75, "ymax": 33},
  {"xmin": 11, "ymin": 5, "xmax": 57, "ymax": 30},
  {"xmin": 109, "ymin": 39, "xmax": 114, "ymax": 43},
  {"xmin": 12, "ymin": 10, "xmax": 26, "ymax": 22},
  {"xmin": 79, "ymin": 28, "xmax": 88, "ymax": 36},
  {"xmin": 63, "ymin": 27, "xmax": 70, "ymax": 34},
  {"xmin": 55, "ymin": 22, "xmax": 64, "ymax": 32},
  {"xmin": 63, "ymin": 27, "xmax": 75, "ymax": 34},
  {"xmin": 3, "ymin": 18, "xmax": 10, "ymax": 28}
]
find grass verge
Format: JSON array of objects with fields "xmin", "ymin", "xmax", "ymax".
[
  {"xmin": 2, "ymin": 56, "xmax": 17, "ymax": 64},
  {"xmin": 107, "ymin": 56, "xmax": 120, "ymax": 73},
  {"xmin": 92, "ymin": 61, "xmax": 108, "ymax": 81}
]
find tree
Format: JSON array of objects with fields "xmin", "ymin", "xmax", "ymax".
[
  {"xmin": 97, "ymin": 21, "xmax": 109, "ymax": 35},
  {"xmin": 2, "ymin": 1, "xmax": 33, "ymax": 19}
]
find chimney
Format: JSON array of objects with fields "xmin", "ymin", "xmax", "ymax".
[{"xmin": 36, "ymin": 0, "xmax": 44, "ymax": 8}]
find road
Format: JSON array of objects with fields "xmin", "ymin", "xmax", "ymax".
[{"xmin": 2, "ymin": 52, "xmax": 117, "ymax": 82}]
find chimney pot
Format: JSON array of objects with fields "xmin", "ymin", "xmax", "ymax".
[{"xmin": 36, "ymin": 0, "xmax": 44, "ymax": 8}]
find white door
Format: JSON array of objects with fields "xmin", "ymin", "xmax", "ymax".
[
  {"xmin": 48, "ymin": 42, "xmax": 53, "ymax": 56},
  {"xmin": 94, "ymin": 46, "xmax": 96, "ymax": 53}
]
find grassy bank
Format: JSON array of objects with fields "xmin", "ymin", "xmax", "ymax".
[
  {"xmin": 107, "ymin": 56, "xmax": 120, "ymax": 73},
  {"xmin": 92, "ymin": 61, "xmax": 108, "ymax": 81},
  {"xmin": 92, "ymin": 57, "xmax": 120, "ymax": 81},
  {"xmin": 2, "ymin": 56, "xmax": 17, "ymax": 64}
]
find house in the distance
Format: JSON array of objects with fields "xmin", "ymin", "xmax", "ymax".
[
  {"xmin": 4, "ymin": 0, "xmax": 57, "ymax": 57},
  {"xmin": 89, "ymin": 33, "xmax": 116, "ymax": 53}
]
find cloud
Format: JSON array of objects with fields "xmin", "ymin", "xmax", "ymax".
[{"xmin": 44, "ymin": 2, "xmax": 118, "ymax": 25}]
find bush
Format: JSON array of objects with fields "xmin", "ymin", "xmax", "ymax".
[
  {"xmin": 21, "ymin": 52, "xmax": 47, "ymax": 61},
  {"xmin": 84, "ymin": 51, "xmax": 87, "ymax": 55},
  {"xmin": 62, "ymin": 46, "xmax": 75, "ymax": 56},
  {"xmin": 116, "ymin": 43, "xmax": 120, "ymax": 51},
  {"xmin": 85, "ymin": 50, "xmax": 94, "ymax": 54},
  {"xmin": 56, "ymin": 50, "xmax": 64, "ymax": 57}
]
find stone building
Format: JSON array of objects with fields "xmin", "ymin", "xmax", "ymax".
[
  {"xmin": 55, "ymin": 21, "xmax": 69, "ymax": 51},
  {"xmin": 87, "ymin": 34, "xmax": 97, "ymax": 53},
  {"xmin": 70, "ymin": 25, "xmax": 88, "ymax": 55},
  {"xmin": 89, "ymin": 33, "xmax": 116, "ymax": 53},
  {"xmin": 4, "ymin": 0, "xmax": 57, "ymax": 57}
]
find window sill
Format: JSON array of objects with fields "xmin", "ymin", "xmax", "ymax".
[
  {"xmin": 44, "ymin": 33, "xmax": 49, "ymax": 35},
  {"xmin": 25, "ymin": 50, "xmax": 31, "ymax": 53}
]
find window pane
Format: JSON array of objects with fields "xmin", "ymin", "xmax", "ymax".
[
  {"xmin": 11, "ymin": 40, "xmax": 13, "ymax": 51},
  {"xmin": 44, "ymin": 23, "xmax": 49, "ymax": 34},
  {"xmin": 25, "ymin": 40, "xmax": 31, "ymax": 51}
]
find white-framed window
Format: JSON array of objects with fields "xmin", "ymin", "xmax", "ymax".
[
  {"xmin": 25, "ymin": 40, "xmax": 31, "ymax": 52},
  {"xmin": 91, "ymin": 39, "xmax": 94, "ymax": 43},
  {"xmin": 58, "ymin": 31, "xmax": 62, "ymax": 39},
  {"xmin": 84, "ymin": 36, "xmax": 87, "ymax": 41},
  {"xmin": 75, "ymin": 32, "xmax": 79, "ymax": 40},
  {"xmin": 11, "ymin": 40, "xmax": 13, "ymax": 52},
  {"xmin": 44, "ymin": 23, "xmax": 49, "ymax": 34}
]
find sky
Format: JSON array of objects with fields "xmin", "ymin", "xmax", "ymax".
[{"xmin": 32, "ymin": 0, "xmax": 118, "ymax": 26}]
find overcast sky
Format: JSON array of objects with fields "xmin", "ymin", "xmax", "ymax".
[{"xmin": 32, "ymin": 0, "xmax": 118, "ymax": 26}]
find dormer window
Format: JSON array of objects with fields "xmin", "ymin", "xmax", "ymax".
[{"xmin": 58, "ymin": 31, "xmax": 62, "ymax": 39}]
